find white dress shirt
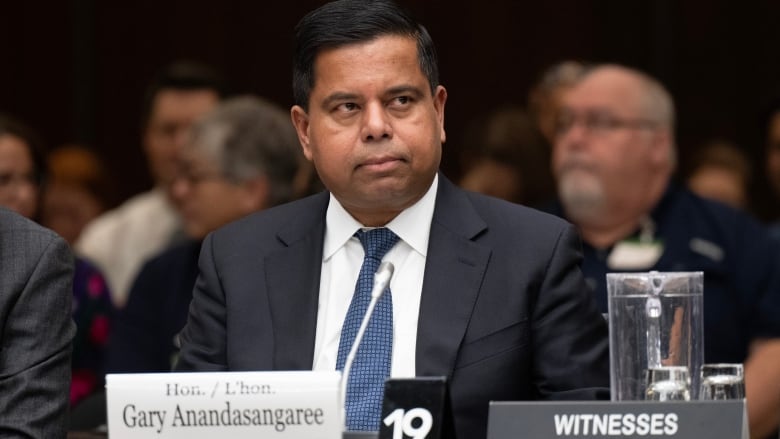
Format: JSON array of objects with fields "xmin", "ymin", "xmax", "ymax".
[{"xmin": 312, "ymin": 174, "xmax": 438, "ymax": 378}]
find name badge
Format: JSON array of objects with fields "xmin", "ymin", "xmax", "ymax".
[
  {"xmin": 607, "ymin": 240, "xmax": 663, "ymax": 270},
  {"xmin": 106, "ymin": 371, "xmax": 342, "ymax": 438}
]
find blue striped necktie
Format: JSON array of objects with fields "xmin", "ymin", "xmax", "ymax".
[{"xmin": 336, "ymin": 227, "xmax": 399, "ymax": 431}]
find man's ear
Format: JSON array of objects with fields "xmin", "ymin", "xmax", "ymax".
[
  {"xmin": 433, "ymin": 85, "xmax": 447, "ymax": 144},
  {"xmin": 652, "ymin": 128, "xmax": 675, "ymax": 169},
  {"xmin": 291, "ymin": 105, "xmax": 313, "ymax": 161}
]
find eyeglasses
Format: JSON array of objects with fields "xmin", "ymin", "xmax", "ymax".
[
  {"xmin": 172, "ymin": 166, "xmax": 224, "ymax": 186},
  {"xmin": 555, "ymin": 110, "xmax": 659, "ymax": 136}
]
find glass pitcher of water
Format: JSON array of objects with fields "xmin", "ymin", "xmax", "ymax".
[{"xmin": 607, "ymin": 271, "xmax": 704, "ymax": 401}]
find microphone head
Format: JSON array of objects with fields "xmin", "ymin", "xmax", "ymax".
[
  {"xmin": 372, "ymin": 261, "xmax": 395, "ymax": 296},
  {"xmin": 377, "ymin": 261, "xmax": 394, "ymax": 278}
]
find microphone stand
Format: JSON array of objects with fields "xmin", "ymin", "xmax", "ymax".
[{"xmin": 340, "ymin": 261, "xmax": 395, "ymax": 432}]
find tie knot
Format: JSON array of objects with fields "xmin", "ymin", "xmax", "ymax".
[{"xmin": 356, "ymin": 228, "xmax": 399, "ymax": 262}]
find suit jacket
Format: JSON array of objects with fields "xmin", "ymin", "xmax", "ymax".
[
  {"xmin": 177, "ymin": 175, "xmax": 610, "ymax": 439},
  {"xmin": 0, "ymin": 207, "xmax": 75, "ymax": 438}
]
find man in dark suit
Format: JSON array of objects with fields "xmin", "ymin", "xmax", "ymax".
[
  {"xmin": 175, "ymin": 1, "xmax": 610, "ymax": 437},
  {"xmin": 0, "ymin": 207, "xmax": 75, "ymax": 437}
]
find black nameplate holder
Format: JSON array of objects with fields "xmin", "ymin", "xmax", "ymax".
[{"xmin": 378, "ymin": 377, "xmax": 453, "ymax": 439}]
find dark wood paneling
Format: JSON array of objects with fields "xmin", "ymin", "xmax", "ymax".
[{"xmin": 2, "ymin": 1, "xmax": 779, "ymax": 202}]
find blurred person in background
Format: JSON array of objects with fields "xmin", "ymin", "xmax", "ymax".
[
  {"xmin": 528, "ymin": 60, "xmax": 589, "ymax": 146},
  {"xmin": 41, "ymin": 144, "xmax": 116, "ymax": 245},
  {"xmin": 75, "ymin": 60, "xmax": 227, "ymax": 307},
  {"xmin": 547, "ymin": 64, "xmax": 780, "ymax": 439},
  {"xmin": 0, "ymin": 115, "xmax": 47, "ymax": 220},
  {"xmin": 0, "ymin": 113, "xmax": 113, "ymax": 409},
  {"xmin": 685, "ymin": 139, "xmax": 752, "ymax": 210},
  {"xmin": 458, "ymin": 105, "xmax": 555, "ymax": 208},
  {"xmin": 106, "ymin": 95, "xmax": 304, "ymax": 373},
  {"xmin": 758, "ymin": 96, "xmax": 780, "ymax": 238}
]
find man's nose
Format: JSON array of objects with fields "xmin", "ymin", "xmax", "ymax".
[{"xmin": 361, "ymin": 102, "xmax": 392, "ymax": 142}]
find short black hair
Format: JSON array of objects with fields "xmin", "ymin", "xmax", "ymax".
[
  {"xmin": 292, "ymin": 0, "xmax": 439, "ymax": 110},
  {"xmin": 140, "ymin": 60, "xmax": 230, "ymax": 128}
]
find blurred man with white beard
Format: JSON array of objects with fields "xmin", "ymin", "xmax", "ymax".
[{"xmin": 547, "ymin": 64, "xmax": 780, "ymax": 439}]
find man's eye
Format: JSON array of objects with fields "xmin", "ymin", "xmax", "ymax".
[
  {"xmin": 588, "ymin": 114, "xmax": 617, "ymax": 130},
  {"xmin": 338, "ymin": 102, "xmax": 358, "ymax": 112}
]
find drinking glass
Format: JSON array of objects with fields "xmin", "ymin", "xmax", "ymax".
[
  {"xmin": 699, "ymin": 363, "xmax": 745, "ymax": 400},
  {"xmin": 645, "ymin": 366, "xmax": 691, "ymax": 401}
]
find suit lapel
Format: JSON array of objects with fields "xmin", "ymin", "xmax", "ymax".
[
  {"xmin": 264, "ymin": 192, "xmax": 329, "ymax": 370},
  {"xmin": 416, "ymin": 176, "xmax": 491, "ymax": 377}
]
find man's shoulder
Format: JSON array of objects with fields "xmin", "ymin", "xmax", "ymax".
[
  {"xmin": 433, "ymin": 185, "xmax": 578, "ymax": 258},
  {"xmin": 0, "ymin": 208, "xmax": 72, "ymax": 294},
  {"xmin": 463, "ymin": 190, "xmax": 573, "ymax": 232},
  {"xmin": 210, "ymin": 192, "xmax": 328, "ymax": 245},
  {"xmin": 664, "ymin": 187, "xmax": 766, "ymax": 238},
  {"xmin": 654, "ymin": 187, "xmax": 780, "ymax": 275}
]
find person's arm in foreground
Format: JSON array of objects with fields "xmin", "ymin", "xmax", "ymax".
[{"xmin": 0, "ymin": 228, "xmax": 75, "ymax": 438}]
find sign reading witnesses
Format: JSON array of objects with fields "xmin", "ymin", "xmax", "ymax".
[
  {"xmin": 106, "ymin": 371, "xmax": 341, "ymax": 438},
  {"xmin": 487, "ymin": 400, "xmax": 748, "ymax": 439}
]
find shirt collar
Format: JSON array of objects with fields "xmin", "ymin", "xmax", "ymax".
[{"xmin": 323, "ymin": 174, "xmax": 439, "ymax": 260}]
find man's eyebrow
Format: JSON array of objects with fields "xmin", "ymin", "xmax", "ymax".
[
  {"xmin": 321, "ymin": 92, "xmax": 359, "ymax": 109},
  {"xmin": 386, "ymin": 85, "xmax": 424, "ymax": 98}
]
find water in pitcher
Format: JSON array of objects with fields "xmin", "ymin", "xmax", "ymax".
[{"xmin": 607, "ymin": 272, "xmax": 703, "ymax": 401}]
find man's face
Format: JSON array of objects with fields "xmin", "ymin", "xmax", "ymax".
[
  {"xmin": 291, "ymin": 35, "xmax": 447, "ymax": 226},
  {"xmin": 41, "ymin": 182, "xmax": 104, "ymax": 245},
  {"xmin": 687, "ymin": 165, "xmax": 746, "ymax": 209},
  {"xmin": 551, "ymin": 69, "xmax": 669, "ymax": 222},
  {"xmin": 169, "ymin": 147, "xmax": 265, "ymax": 240},
  {"xmin": 0, "ymin": 134, "xmax": 38, "ymax": 219},
  {"xmin": 765, "ymin": 112, "xmax": 780, "ymax": 198},
  {"xmin": 144, "ymin": 89, "xmax": 219, "ymax": 187}
]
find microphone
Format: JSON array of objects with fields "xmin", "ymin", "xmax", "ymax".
[{"xmin": 340, "ymin": 261, "xmax": 395, "ymax": 430}]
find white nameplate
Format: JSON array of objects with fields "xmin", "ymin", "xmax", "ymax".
[{"xmin": 106, "ymin": 371, "xmax": 342, "ymax": 438}]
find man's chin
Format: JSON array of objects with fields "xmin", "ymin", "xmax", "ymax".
[{"xmin": 558, "ymin": 178, "xmax": 605, "ymax": 223}]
